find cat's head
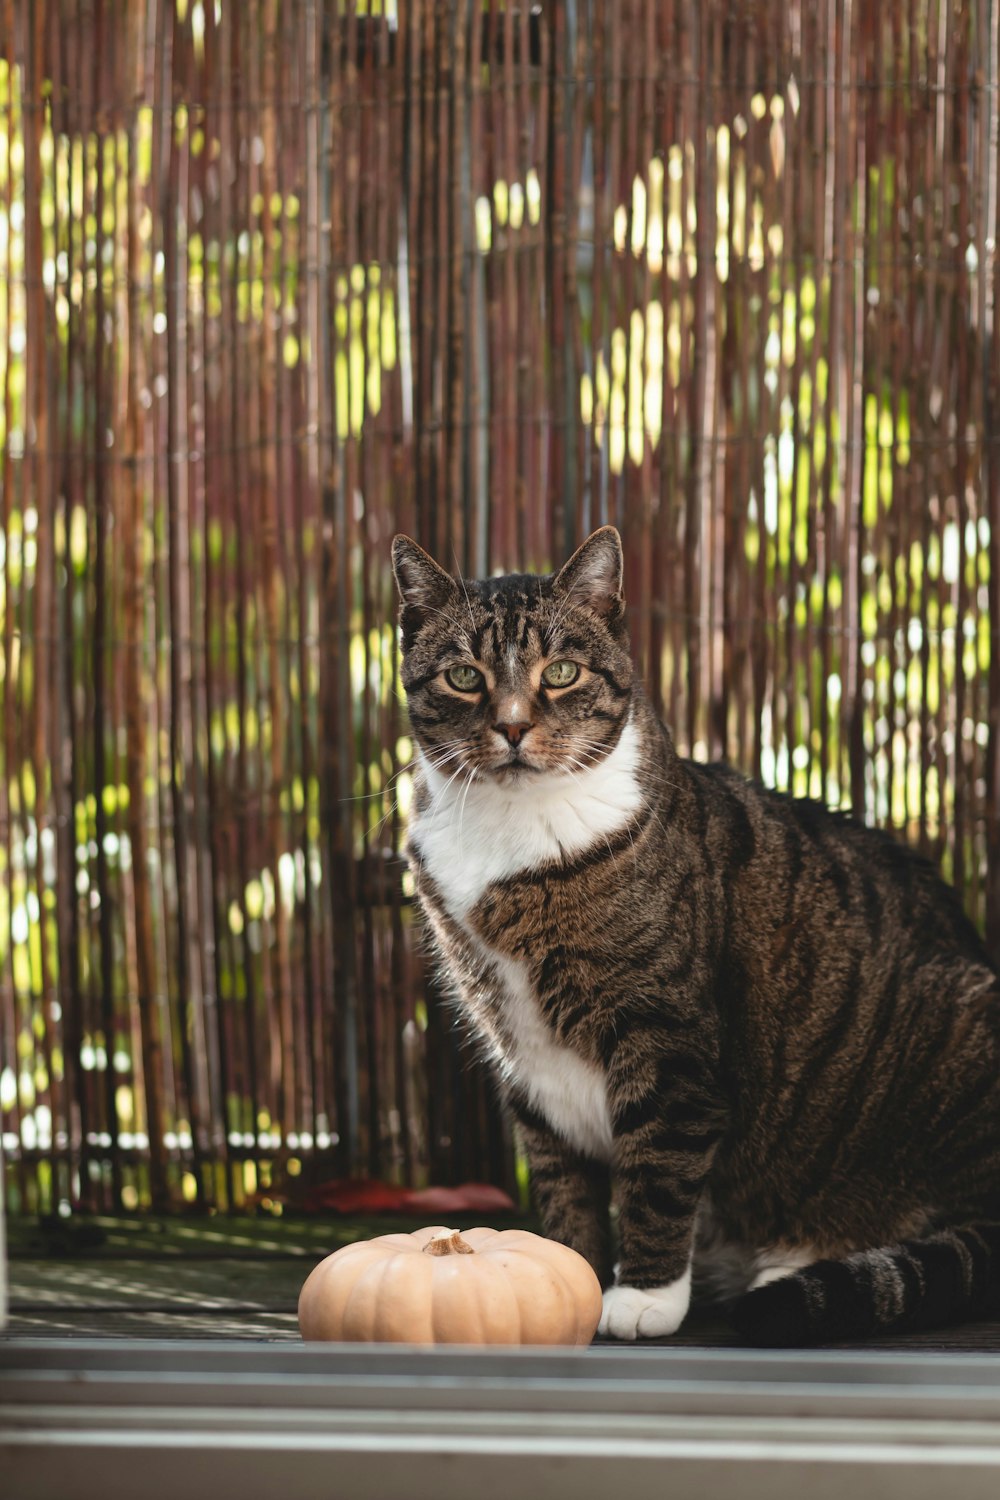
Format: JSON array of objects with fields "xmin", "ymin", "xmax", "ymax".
[{"xmin": 391, "ymin": 528, "xmax": 635, "ymax": 781}]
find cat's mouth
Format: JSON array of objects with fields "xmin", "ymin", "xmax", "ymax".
[{"xmin": 490, "ymin": 756, "xmax": 542, "ymax": 779}]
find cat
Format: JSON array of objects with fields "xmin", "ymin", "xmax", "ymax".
[{"xmin": 392, "ymin": 525, "xmax": 1000, "ymax": 1345}]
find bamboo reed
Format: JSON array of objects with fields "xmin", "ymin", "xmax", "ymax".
[{"xmin": 1, "ymin": 0, "xmax": 999, "ymax": 1211}]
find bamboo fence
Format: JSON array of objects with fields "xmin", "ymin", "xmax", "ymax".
[{"xmin": 1, "ymin": 0, "xmax": 999, "ymax": 1213}]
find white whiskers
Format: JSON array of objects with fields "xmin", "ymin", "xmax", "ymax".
[{"xmin": 411, "ymin": 713, "xmax": 645, "ymax": 918}]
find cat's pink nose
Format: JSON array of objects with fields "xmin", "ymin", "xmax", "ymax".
[{"xmin": 494, "ymin": 720, "xmax": 533, "ymax": 747}]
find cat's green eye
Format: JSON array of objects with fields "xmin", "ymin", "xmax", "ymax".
[
  {"xmin": 542, "ymin": 660, "xmax": 580, "ymax": 688},
  {"xmin": 446, "ymin": 664, "xmax": 484, "ymax": 692}
]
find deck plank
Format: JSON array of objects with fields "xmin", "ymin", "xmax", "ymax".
[{"xmin": 4, "ymin": 1215, "xmax": 1000, "ymax": 1350}]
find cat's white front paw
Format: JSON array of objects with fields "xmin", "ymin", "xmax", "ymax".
[{"xmin": 598, "ymin": 1269, "xmax": 692, "ymax": 1339}]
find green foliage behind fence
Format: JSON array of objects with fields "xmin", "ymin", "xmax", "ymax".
[{"xmin": 2, "ymin": 0, "xmax": 1000, "ymax": 1213}]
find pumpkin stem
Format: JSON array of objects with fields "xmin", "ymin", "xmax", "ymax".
[{"xmin": 423, "ymin": 1228, "xmax": 475, "ymax": 1257}]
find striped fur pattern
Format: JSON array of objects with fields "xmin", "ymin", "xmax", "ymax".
[
  {"xmin": 733, "ymin": 1224, "xmax": 1000, "ymax": 1345},
  {"xmin": 392, "ymin": 528, "xmax": 1000, "ymax": 1345}
]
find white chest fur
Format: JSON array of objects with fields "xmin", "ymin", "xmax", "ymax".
[
  {"xmin": 409, "ymin": 721, "xmax": 643, "ymax": 1162},
  {"xmin": 410, "ymin": 715, "xmax": 644, "ymax": 921},
  {"xmin": 485, "ymin": 951, "xmax": 614, "ymax": 1160}
]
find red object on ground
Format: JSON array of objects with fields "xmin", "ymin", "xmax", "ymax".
[
  {"xmin": 403, "ymin": 1183, "xmax": 518, "ymax": 1215},
  {"xmin": 301, "ymin": 1177, "xmax": 518, "ymax": 1216}
]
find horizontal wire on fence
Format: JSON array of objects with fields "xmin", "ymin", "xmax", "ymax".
[
  {"xmin": 4, "ymin": 244, "xmax": 997, "ymax": 296},
  {"xmin": 0, "ymin": 803, "xmax": 992, "ymax": 849},
  {"xmin": 14, "ymin": 73, "xmax": 1000, "ymax": 113},
  {"xmin": 3, "ymin": 613, "xmax": 996, "ymax": 653}
]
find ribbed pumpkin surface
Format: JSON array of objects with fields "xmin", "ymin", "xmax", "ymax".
[{"xmin": 297, "ymin": 1225, "xmax": 603, "ymax": 1346}]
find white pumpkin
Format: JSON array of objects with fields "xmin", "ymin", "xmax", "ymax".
[{"xmin": 298, "ymin": 1224, "xmax": 603, "ymax": 1345}]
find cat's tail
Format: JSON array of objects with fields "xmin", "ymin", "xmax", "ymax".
[{"xmin": 731, "ymin": 1222, "xmax": 1000, "ymax": 1346}]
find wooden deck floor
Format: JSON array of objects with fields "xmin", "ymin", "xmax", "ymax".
[{"xmin": 4, "ymin": 1214, "xmax": 1000, "ymax": 1350}]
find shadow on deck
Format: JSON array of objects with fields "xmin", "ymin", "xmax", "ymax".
[{"xmin": 4, "ymin": 1213, "xmax": 1000, "ymax": 1350}]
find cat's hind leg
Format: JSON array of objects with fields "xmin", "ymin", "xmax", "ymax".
[{"xmin": 732, "ymin": 1222, "xmax": 1000, "ymax": 1346}]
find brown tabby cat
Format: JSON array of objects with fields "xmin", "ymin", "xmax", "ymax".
[{"xmin": 392, "ymin": 526, "xmax": 1000, "ymax": 1344}]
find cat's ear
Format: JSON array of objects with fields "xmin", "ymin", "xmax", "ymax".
[
  {"xmin": 391, "ymin": 535, "xmax": 458, "ymax": 633},
  {"xmin": 553, "ymin": 527, "xmax": 625, "ymax": 620}
]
